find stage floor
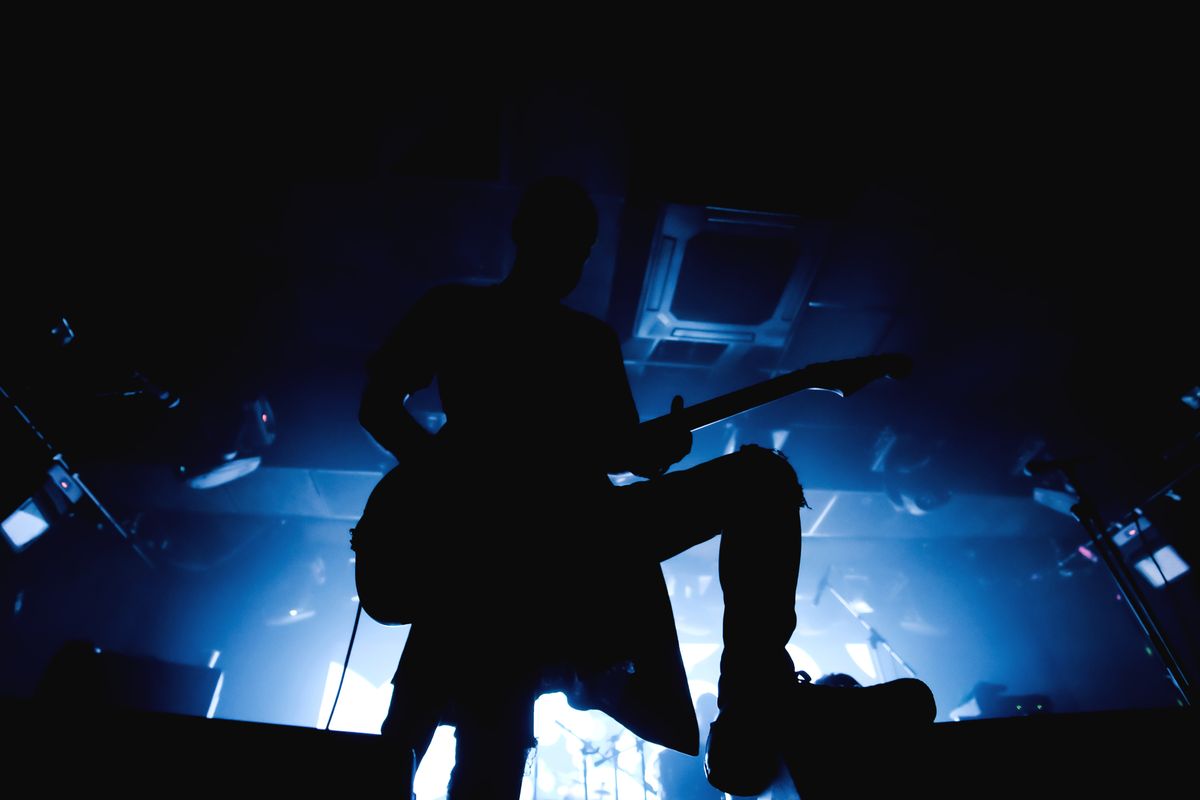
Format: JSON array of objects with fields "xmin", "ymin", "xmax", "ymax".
[{"xmin": 3, "ymin": 696, "xmax": 1193, "ymax": 798}]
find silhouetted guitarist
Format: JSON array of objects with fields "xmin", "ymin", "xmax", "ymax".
[{"xmin": 359, "ymin": 177, "xmax": 934, "ymax": 799}]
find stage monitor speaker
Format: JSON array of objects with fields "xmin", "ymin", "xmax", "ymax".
[{"xmin": 38, "ymin": 641, "xmax": 222, "ymax": 718}]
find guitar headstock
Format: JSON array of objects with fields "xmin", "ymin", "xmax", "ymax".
[
  {"xmin": 875, "ymin": 353, "xmax": 914, "ymax": 380},
  {"xmin": 804, "ymin": 353, "xmax": 913, "ymax": 397}
]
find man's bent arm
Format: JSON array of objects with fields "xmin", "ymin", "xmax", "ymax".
[{"xmin": 359, "ymin": 288, "xmax": 443, "ymax": 462}]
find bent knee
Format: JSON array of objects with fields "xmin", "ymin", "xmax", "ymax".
[{"xmin": 733, "ymin": 444, "xmax": 806, "ymax": 508}]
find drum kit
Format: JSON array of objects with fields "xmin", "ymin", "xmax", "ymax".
[{"xmin": 547, "ymin": 719, "xmax": 656, "ymax": 800}]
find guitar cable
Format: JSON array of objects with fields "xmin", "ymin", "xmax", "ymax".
[{"xmin": 325, "ymin": 598, "xmax": 364, "ymax": 730}]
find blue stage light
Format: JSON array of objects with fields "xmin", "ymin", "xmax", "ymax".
[{"xmin": 2, "ymin": 498, "xmax": 49, "ymax": 550}]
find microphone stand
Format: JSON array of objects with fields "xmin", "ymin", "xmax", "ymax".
[
  {"xmin": 636, "ymin": 737, "xmax": 648, "ymax": 800},
  {"xmin": 593, "ymin": 735, "xmax": 621, "ymax": 800},
  {"xmin": 1, "ymin": 384, "xmax": 153, "ymax": 567},
  {"xmin": 1055, "ymin": 463, "xmax": 1192, "ymax": 706},
  {"xmin": 593, "ymin": 736, "xmax": 657, "ymax": 800},
  {"xmin": 821, "ymin": 573, "xmax": 920, "ymax": 679},
  {"xmin": 556, "ymin": 720, "xmax": 599, "ymax": 800}
]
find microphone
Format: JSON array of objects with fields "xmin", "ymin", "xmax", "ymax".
[{"xmin": 813, "ymin": 564, "xmax": 832, "ymax": 606}]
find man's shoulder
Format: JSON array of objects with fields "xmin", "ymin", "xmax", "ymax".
[
  {"xmin": 547, "ymin": 302, "xmax": 620, "ymax": 349},
  {"xmin": 418, "ymin": 281, "xmax": 482, "ymax": 306},
  {"xmin": 416, "ymin": 283, "xmax": 620, "ymax": 344},
  {"xmin": 405, "ymin": 282, "xmax": 491, "ymax": 320}
]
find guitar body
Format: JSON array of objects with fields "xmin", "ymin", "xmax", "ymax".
[
  {"xmin": 352, "ymin": 464, "xmax": 430, "ymax": 625},
  {"xmin": 349, "ymin": 353, "xmax": 910, "ymax": 626}
]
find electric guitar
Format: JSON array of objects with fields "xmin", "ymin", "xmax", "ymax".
[{"xmin": 350, "ymin": 353, "xmax": 911, "ymax": 625}]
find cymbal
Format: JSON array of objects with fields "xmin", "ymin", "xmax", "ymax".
[{"xmin": 265, "ymin": 607, "xmax": 316, "ymax": 626}]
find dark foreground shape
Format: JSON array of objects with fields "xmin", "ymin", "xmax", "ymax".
[{"xmin": 2, "ymin": 696, "xmax": 1192, "ymax": 798}]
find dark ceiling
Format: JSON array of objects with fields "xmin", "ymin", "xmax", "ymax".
[{"xmin": 6, "ymin": 67, "xmax": 1194, "ymax": 519}]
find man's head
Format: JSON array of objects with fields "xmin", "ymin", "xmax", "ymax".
[{"xmin": 508, "ymin": 176, "xmax": 598, "ymax": 299}]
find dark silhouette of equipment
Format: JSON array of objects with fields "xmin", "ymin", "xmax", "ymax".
[{"xmin": 38, "ymin": 640, "xmax": 222, "ymax": 718}]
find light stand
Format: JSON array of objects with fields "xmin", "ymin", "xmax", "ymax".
[{"xmin": 1055, "ymin": 462, "xmax": 1191, "ymax": 706}]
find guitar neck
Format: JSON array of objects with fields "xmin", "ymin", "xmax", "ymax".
[
  {"xmin": 642, "ymin": 353, "xmax": 909, "ymax": 433},
  {"xmin": 677, "ymin": 368, "xmax": 837, "ymax": 432}
]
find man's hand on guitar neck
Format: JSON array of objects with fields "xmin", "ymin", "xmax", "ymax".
[
  {"xmin": 628, "ymin": 394, "xmax": 693, "ymax": 479},
  {"xmin": 358, "ymin": 382, "xmax": 443, "ymax": 467}
]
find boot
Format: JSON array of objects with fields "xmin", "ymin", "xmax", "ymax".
[{"xmin": 705, "ymin": 672, "xmax": 936, "ymax": 796}]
